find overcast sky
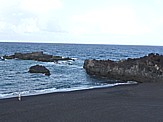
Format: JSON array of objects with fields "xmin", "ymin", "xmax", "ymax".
[{"xmin": 0, "ymin": 0, "xmax": 163, "ymax": 45}]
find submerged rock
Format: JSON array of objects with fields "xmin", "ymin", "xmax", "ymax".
[
  {"xmin": 29, "ymin": 65, "xmax": 51, "ymax": 76},
  {"xmin": 83, "ymin": 53, "xmax": 163, "ymax": 82},
  {"xmin": 3, "ymin": 51, "xmax": 74, "ymax": 62}
]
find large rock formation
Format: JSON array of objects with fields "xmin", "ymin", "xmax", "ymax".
[
  {"xmin": 29, "ymin": 65, "xmax": 51, "ymax": 76},
  {"xmin": 83, "ymin": 53, "xmax": 163, "ymax": 82},
  {"xmin": 3, "ymin": 51, "xmax": 73, "ymax": 62}
]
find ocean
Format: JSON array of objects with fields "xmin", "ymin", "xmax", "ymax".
[{"xmin": 0, "ymin": 42, "xmax": 162, "ymax": 99}]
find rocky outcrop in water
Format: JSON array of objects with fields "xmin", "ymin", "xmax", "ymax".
[
  {"xmin": 3, "ymin": 52, "xmax": 73, "ymax": 62},
  {"xmin": 0, "ymin": 57, "xmax": 5, "ymax": 61},
  {"xmin": 83, "ymin": 53, "xmax": 163, "ymax": 82},
  {"xmin": 29, "ymin": 65, "xmax": 51, "ymax": 76}
]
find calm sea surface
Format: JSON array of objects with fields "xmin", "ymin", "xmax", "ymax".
[{"xmin": 0, "ymin": 42, "xmax": 163, "ymax": 99}]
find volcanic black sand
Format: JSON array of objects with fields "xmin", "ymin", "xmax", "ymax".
[{"xmin": 1, "ymin": 82, "xmax": 163, "ymax": 122}]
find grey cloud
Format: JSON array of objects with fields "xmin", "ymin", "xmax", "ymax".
[
  {"xmin": 41, "ymin": 18, "xmax": 67, "ymax": 33},
  {"xmin": 2, "ymin": 10, "xmax": 36, "ymax": 25},
  {"xmin": 0, "ymin": 0, "xmax": 66, "ymax": 34}
]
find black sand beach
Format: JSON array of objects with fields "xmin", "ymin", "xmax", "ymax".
[{"xmin": 1, "ymin": 82, "xmax": 163, "ymax": 122}]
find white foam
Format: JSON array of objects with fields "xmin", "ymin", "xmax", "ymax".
[
  {"xmin": 72, "ymin": 58, "xmax": 78, "ymax": 60},
  {"xmin": 42, "ymin": 62, "xmax": 54, "ymax": 66},
  {"xmin": 0, "ymin": 81, "xmax": 137, "ymax": 99},
  {"xmin": 0, "ymin": 92, "xmax": 17, "ymax": 99}
]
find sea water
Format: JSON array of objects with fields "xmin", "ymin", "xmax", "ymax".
[{"xmin": 0, "ymin": 42, "xmax": 162, "ymax": 99}]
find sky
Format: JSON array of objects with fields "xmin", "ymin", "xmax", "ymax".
[{"xmin": 0, "ymin": 0, "xmax": 163, "ymax": 46}]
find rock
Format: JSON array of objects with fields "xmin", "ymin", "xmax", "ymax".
[
  {"xmin": 29, "ymin": 65, "xmax": 51, "ymax": 76},
  {"xmin": 0, "ymin": 57, "xmax": 5, "ymax": 61},
  {"xmin": 3, "ymin": 52, "xmax": 74, "ymax": 62},
  {"xmin": 83, "ymin": 53, "xmax": 163, "ymax": 82}
]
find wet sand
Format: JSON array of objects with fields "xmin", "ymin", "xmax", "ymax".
[{"xmin": 1, "ymin": 82, "xmax": 163, "ymax": 122}]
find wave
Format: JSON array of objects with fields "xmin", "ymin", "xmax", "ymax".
[{"xmin": 0, "ymin": 81, "xmax": 137, "ymax": 99}]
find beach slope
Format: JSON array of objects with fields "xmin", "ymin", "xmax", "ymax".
[{"xmin": 1, "ymin": 82, "xmax": 163, "ymax": 122}]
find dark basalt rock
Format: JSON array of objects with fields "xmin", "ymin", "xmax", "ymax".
[
  {"xmin": 29, "ymin": 65, "xmax": 51, "ymax": 76},
  {"xmin": 83, "ymin": 53, "xmax": 163, "ymax": 82},
  {"xmin": 3, "ymin": 51, "xmax": 74, "ymax": 62}
]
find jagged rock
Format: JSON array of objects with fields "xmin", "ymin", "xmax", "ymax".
[
  {"xmin": 83, "ymin": 53, "xmax": 163, "ymax": 82},
  {"xmin": 3, "ymin": 51, "xmax": 74, "ymax": 62},
  {"xmin": 29, "ymin": 65, "xmax": 51, "ymax": 76}
]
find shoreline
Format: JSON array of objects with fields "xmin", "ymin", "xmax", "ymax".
[
  {"xmin": 1, "ymin": 82, "xmax": 163, "ymax": 122},
  {"xmin": 0, "ymin": 81, "xmax": 137, "ymax": 100}
]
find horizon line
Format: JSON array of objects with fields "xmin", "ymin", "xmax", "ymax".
[{"xmin": 0, "ymin": 40, "xmax": 162, "ymax": 47}]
